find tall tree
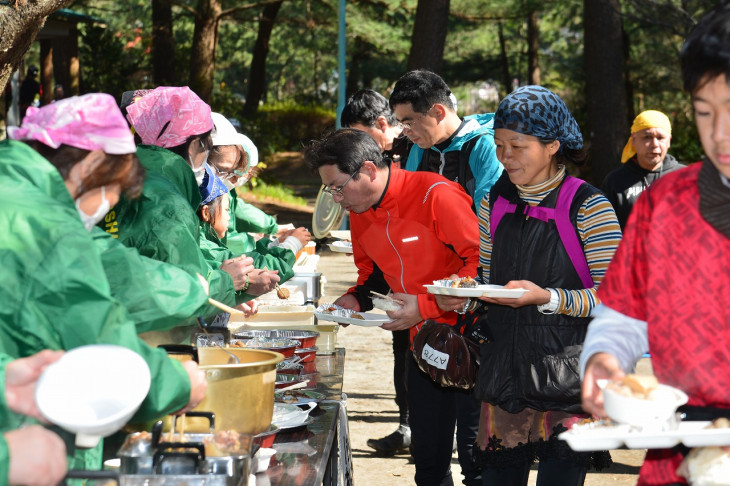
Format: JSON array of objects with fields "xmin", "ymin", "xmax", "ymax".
[
  {"xmin": 526, "ymin": 8, "xmax": 540, "ymax": 85},
  {"xmin": 407, "ymin": 0, "xmax": 450, "ymax": 72},
  {"xmin": 0, "ymin": 0, "xmax": 72, "ymax": 93},
  {"xmin": 583, "ymin": 0, "xmax": 628, "ymax": 184},
  {"xmin": 243, "ymin": 0, "xmax": 283, "ymax": 117},
  {"xmin": 188, "ymin": 0, "xmax": 222, "ymax": 101},
  {"xmin": 152, "ymin": 0, "xmax": 176, "ymax": 86},
  {"xmin": 186, "ymin": 0, "xmax": 283, "ymax": 103}
]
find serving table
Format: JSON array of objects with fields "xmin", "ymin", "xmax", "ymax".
[{"xmin": 255, "ymin": 348, "xmax": 353, "ymax": 486}]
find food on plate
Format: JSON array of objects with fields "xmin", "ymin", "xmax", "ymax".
[
  {"xmin": 677, "ymin": 418, "xmax": 730, "ymax": 486},
  {"xmin": 350, "ymin": 313, "xmax": 364, "ymax": 320},
  {"xmin": 372, "ymin": 296, "xmax": 403, "ymax": 312},
  {"xmin": 319, "ymin": 305, "xmax": 342, "ymax": 314},
  {"xmin": 450, "ymin": 276, "xmax": 477, "ymax": 288},
  {"xmin": 606, "ymin": 374, "xmax": 659, "ymax": 399}
]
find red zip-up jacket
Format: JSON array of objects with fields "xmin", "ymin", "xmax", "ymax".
[{"xmin": 347, "ymin": 167, "xmax": 480, "ymax": 343}]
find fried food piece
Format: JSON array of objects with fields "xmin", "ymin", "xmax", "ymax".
[
  {"xmin": 458, "ymin": 277, "xmax": 477, "ymax": 288},
  {"xmin": 276, "ymin": 286, "xmax": 290, "ymax": 299},
  {"xmin": 350, "ymin": 313, "xmax": 365, "ymax": 319},
  {"xmin": 622, "ymin": 374, "xmax": 659, "ymax": 397}
]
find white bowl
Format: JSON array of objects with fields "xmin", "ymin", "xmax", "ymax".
[
  {"xmin": 603, "ymin": 382, "xmax": 688, "ymax": 428},
  {"xmin": 35, "ymin": 345, "xmax": 151, "ymax": 448}
]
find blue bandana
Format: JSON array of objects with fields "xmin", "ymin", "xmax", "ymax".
[
  {"xmin": 199, "ymin": 164, "xmax": 229, "ymax": 206},
  {"xmin": 494, "ymin": 85, "xmax": 583, "ymax": 152}
]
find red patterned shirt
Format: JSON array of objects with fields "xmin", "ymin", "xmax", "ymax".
[{"xmin": 599, "ymin": 163, "xmax": 730, "ymax": 485}]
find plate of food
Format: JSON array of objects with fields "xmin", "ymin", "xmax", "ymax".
[
  {"xmin": 559, "ymin": 419, "xmax": 730, "ymax": 451},
  {"xmin": 275, "ymin": 389, "xmax": 326, "ymax": 405},
  {"xmin": 328, "ymin": 240, "xmax": 353, "ymax": 253},
  {"xmin": 424, "ymin": 277, "xmax": 486, "ymax": 297},
  {"xmin": 315, "ymin": 304, "xmax": 391, "ymax": 326}
]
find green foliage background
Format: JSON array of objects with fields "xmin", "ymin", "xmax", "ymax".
[{"xmin": 69, "ymin": 0, "xmax": 716, "ymax": 162}]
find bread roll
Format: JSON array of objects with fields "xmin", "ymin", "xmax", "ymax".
[{"xmin": 622, "ymin": 374, "xmax": 659, "ymax": 397}]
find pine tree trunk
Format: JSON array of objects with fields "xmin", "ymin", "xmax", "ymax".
[
  {"xmin": 497, "ymin": 21, "xmax": 511, "ymax": 96},
  {"xmin": 407, "ymin": 0, "xmax": 450, "ymax": 73},
  {"xmin": 583, "ymin": 0, "xmax": 628, "ymax": 185},
  {"xmin": 243, "ymin": 0, "xmax": 284, "ymax": 118},
  {"xmin": 189, "ymin": 0, "xmax": 222, "ymax": 103},
  {"xmin": 527, "ymin": 9, "xmax": 540, "ymax": 86},
  {"xmin": 152, "ymin": 0, "xmax": 176, "ymax": 86}
]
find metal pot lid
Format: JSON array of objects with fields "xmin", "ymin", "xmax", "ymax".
[{"xmin": 311, "ymin": 185, "xmax": 345, "ymax": 240}]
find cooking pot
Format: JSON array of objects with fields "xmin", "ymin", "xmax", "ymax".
[{"xmin": 159, "ymin": 345, "xmax": 283, "ymax": 435}]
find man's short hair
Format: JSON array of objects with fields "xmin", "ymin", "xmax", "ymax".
[
  {"xmin": 304, "ymin": 129, "xmax": 386, "ymax": 174},
  {"xmin": 341, "ymin": 90, "xmax": 397, "ymax": 128},
  {"xmin": 681, "ymin": 4, "xmax": 730, "ymax": 94},
  {"xmin": 389, "ymin": 70, "xmax": 455, "ymax": 114}
]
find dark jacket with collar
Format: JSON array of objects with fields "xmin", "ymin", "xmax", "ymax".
[{"xmin": 601, "ymin": 154, "xmax": 683, "ymax": 229}]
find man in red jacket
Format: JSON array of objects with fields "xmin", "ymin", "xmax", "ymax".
[{"xmin": 305, "ymin": 128, "xmax": 482, "ymax": 486}]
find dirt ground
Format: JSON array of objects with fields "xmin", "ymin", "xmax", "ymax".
[
  {"xmin": 312, "ymin": 246, "xmax": 646, "ymax": 486},
  {"xmin": 252, "ymin": 153, "xmax": 647, "ymax": 485}
]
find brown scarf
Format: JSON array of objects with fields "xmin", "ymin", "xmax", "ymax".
[{"xmin": 698, "ymin": 159, "xmax": 730, "ymax": 240}]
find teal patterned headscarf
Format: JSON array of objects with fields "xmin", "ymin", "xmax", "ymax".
[{"xmin": 494, "ymin": 85, "xmax": 583, "ymax": 152}]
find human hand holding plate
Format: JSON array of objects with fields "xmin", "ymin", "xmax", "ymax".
[
  {"xmin": 478, "ymin": 279, "xmax": 539, "ymax": 307},
  {"xmin": 381, "ymin": 293, "xmax": 421, "ymax": 331}
]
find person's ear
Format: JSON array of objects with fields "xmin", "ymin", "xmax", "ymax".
[
  {"xmin": 200, "ymin": 205, "xmax": 211, "ymax": 223},
  {"xmin": 548, "ymin": 140, "xmax": 561, "ymax": 157},
  {"xmin": 361, "ymin": 161, "xmax": 377, "ymax": 180},
  {"xmin": 375, "ymin": 116, "xmax": 388, "ymax": 133},
  {"xmin": 431, "ymin": 104, "xmax": 447, "ymax": 122},
  {"xmin": 66, "ymin": 150, "xmax": 106, "ymax": 198}
]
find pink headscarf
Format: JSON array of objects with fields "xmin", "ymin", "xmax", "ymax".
[
  {"xmin": 125, "ymin": 86, "xmax": 213, "ymax": 148},
  {"xmin": 7, "ymin": 93, "xmax": 136, "ymax": 154}
]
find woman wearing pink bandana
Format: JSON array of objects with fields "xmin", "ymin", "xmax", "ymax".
[
  {"xmin": 0, "ymin": 93, "xmax": 208, "ymax": 474},
  {"xmin": 104, "ymin": 87, "xmax": 280, "ymax": 343}
]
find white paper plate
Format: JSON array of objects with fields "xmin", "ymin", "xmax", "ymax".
[
  {"xmin": 559, "ymin": 421, "xmax": 730, "ymax": 451},
  {"xmin": 315, "ymin": 311, "xmax": 390, "ymax": 327},
  {"xmin": 424, "ymin": 284, "xmax": 489, "ymax": 298},
  {"xmin": 424, "ymin": 284, "xmax": 528, "ymax": 299},
  {"xmin": 327, "ymin": 240, "xmax": 353, "ymax": 253},
  {"xmin": 480, "ymin": 285, "xmax": 529, "ymax": 299},
  {"xmin": 272, "ymin": 403, "xmax": 315, "ymax": 430}
]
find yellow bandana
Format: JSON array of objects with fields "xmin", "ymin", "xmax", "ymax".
[{"xmin": 621, "ymin": 110, "xmax": 672, "ymax": 163}]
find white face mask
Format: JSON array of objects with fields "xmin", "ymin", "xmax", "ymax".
[
  {"xmin": 76, "ymin": 186, "xmax": 111, "ymax": 232},
  {"xmin": 234, "ymin": 175, "xmax": 250, "ymax": 188},
  {"xmin": 222, "ymin": 178, "xmax": 235, "ymax": 190},
  {"xmin": 189, "ymin": 138, "xmax": 210, "ymax": 186},
  {"xmin": 193, "ymin": 162, "xmax": 207, "ymax": 186}
]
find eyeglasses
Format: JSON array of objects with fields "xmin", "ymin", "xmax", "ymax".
[
  {"xmin": 396, "ymin": 105, "xmax": 434, "ymax": 132},
  {"xmin": 215, "ymin": 167, "xmax": 247, "ymax": 180},
  {"xmin": 323, "ymin": 166, "xmax": 361, "ymax": 197}
]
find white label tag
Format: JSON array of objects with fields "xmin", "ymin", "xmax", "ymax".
[
  {"xmin": 421, "ymin": 343, "xmax": 449, "ymax": 370},
  {"xmin": 402, "ymin": 236, "xmax": 419, "ymax": 243}
]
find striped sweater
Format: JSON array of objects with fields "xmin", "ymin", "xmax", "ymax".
[{"xmin": 477, "ymin": 166, "xmax": 622, "ymax": 317}]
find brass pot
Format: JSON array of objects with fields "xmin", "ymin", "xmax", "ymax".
[
  {"xmin": 162, "ymin": 346, "xmax": 283, "ymax": 435},
  {"xmin": 197, "ymin": 348, "xmax": 283, "ymax": 435}
]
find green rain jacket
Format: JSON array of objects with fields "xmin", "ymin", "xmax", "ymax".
[
  {"xmin": 103, "ymin": 145, "xmax": 254, "ymax": 304},
  {"xmin": 199, "ymin": 220, "xmax": 296, "ymax": 282},
  {"xmin": 0, "ymin": 140, "xmax": 192, "ymax": 471},
  {"xmin": 0, "ymin": 354, "xmax": 12, "ymax": 486},
  {"xmin": 92, "ymin": 228, "xmax": 213, "ymax": 333},
  {"xmin": 225, "ymin": 190, "xmax": 278, "ymax": 255}
]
